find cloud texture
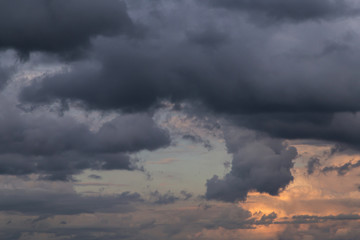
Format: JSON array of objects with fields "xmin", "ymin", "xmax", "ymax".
[{"xmin": 0, "ymin": 0, "xmax": 360, "ymax": 239}]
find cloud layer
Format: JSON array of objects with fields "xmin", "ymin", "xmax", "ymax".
[
  {"xmin": 0, "ymin": 0, "xmax": 360, "ymax": 239},
  {"xmin": 206, "ymin": 0, "xmax": 358, "ymax": 23},
  {"xmin": 0, "ymin": 0, "xmax": 135, "ymax": 58},
  {"xmin": 0, "ymin": 98, "xmax": 170, "ymax": 180}
]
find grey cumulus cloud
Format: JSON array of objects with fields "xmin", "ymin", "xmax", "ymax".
[
  {"xmin": 21, "ymin": 34, "xmax": 360, "ymax": 116},
  {"xmin": 1, "ymin": 1, "xmax": 360, "ymax": 239},
  {"xmin": 0, "ymin": 0, "xmax": 135, "ymax": 58},
  {"xmin": 0, "ymin": 0, "xmax": 360, "ymax": 216},
  {"xmin": 0, "ymin": 99, "xmax": 170, "ymax": 180},
  {"xmin": 206, "ymin": 127, "xmax": 298, "ymax": 202},
  {"xmin": 232, "ymin": 113, "xmax": 360, "ymax": 151},
  {"xmin": 11, "ymin": 0, "xmax": 360, "ymax": 206}
]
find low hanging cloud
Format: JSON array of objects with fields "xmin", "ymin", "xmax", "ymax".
[
  {"xmin": 206, "ymin": 127, "xmax": 298, "ymax": 202},
  {"xmin": 9, "ymin": 0, "xmax": 360, "ymax": 124},
  {"xmin": 0, "ymin": 99, "xmax": 170, "ymax": 180},
  {"xmin": 3, "ymin": 0, "xmax": 360, "ymax": 210},
  {"xmin": 0, "ymin": 0, "xmax": 135, "ymax": 58},
  {"xmin": 232, "ymin": 113, "xmax": 360, "ymax": 151},
  {"xmin": 20, "ymin": 33, "xmax": 360, "ymax": 117}
]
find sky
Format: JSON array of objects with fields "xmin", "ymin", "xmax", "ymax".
[{"xmin": 1, "ymin": 0, "xmax": 360, "ymax": 239}]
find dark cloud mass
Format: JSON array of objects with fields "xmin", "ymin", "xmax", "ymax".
[
  {"xmin": 231, "ymin": 112, "xmax": 360, "ymax": 150},
  {"xmin": 18, "ymin": 0, "xmax": 360, "ymax": 121},
  {"xmin": 20, "ymin": 33, "xmax": 360, "ymax": 116},
  {"xmin": 206, "ymin": 0, "xmax": 357, "ymax": 23},
  {"xmin": 0, "ymin": 2, "xmax": 360, "ymax": 239},
  {"xmin": 206, "ymin": 128, "xmax": 298, "ymax": 202},
  {"xmin": 15, "ymin": 0, "xmax": 360, "ymax": 204},
  {"xmin": 0, "ymin": 0, "xmax": 134, "ymax": 58},
  {"xmin": 0, "ymin": 99, "xmax": 170, "ymax": 180}
]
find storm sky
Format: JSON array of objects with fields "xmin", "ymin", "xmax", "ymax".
[{"xmin": 1, "ymin": 0, "xmax": 360, "ymax": 239}]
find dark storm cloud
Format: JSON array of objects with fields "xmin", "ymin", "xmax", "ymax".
[
  {"xmin": 0, "ymin": 112, "xmax": 169, "ymax": 156},
  {"xmin": 206, "ymin": 128, "xmax": 298, "ymax": 202},
  {"xmin": 186, "ymin": 28, "xmax": 229, "ymax": 48},
  {"xmin": 231, "ymin": 113, "xmax": 360, "ymax": 151},
  {"xmin": 206, "ymin": 0, "xmax": 358, "ymax": 23},
  {"xmin": 12, "ymin": 0, "xmax": 360, "ymax": 202},
  {"xmin": 0, "ymin": 0, "xmax": 135, "ymax": 58},
  {"xmin": 20, "ymin": 17, "xmax": 360, "ymax": 118},
  {"xmin": 0, "ymin": 100, "xmax": 170, "ymax": 180},
  {"xmin": 21, "ymin": 36, "xmax": 360, "ymax": 115}
]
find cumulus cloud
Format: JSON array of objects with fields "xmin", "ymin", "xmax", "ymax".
[
  {"xmin": 206, "ymin": 127, "xmax": 298, "ymax": 202},
  {"xmin": 0, "ymin": 98, "xmax": 170, "ymax": 180},
  {"xmin": 17, "ymin": 0, "xmax": 360, "ymax": 153},
  {"xmin": 0, "ymin": 1, "xmax": 360, "ymax": 239},
  {"xmin": 233, "ymin": 113, "xmax": 360, "ymax": 151},
  {"xmin": 0, "ymin": 0, "xmax": 135, "ymax": 59}
]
